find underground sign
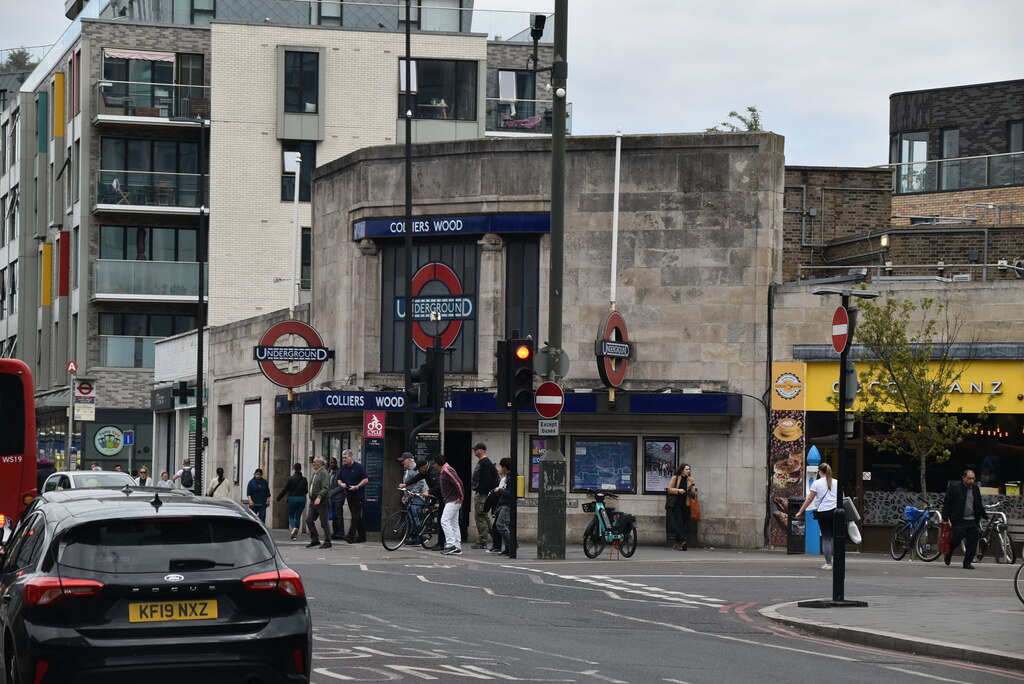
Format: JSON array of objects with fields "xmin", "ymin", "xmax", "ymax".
[
  {"xmin": 595, "ymin": 310, "xmax": 632, "ymax": 388},
  {"xmin": 254, "ymin": 320, "xmax": 334, "ymax": 388}
]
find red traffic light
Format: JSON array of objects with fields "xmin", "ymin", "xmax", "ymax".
[{"xmin": 514, "ymin": 345, "xmax": 532, "ymax": 360}]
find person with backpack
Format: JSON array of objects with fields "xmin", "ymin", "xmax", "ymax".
[{"xmin": 173, "ymin": 458, "xmax": 195, "ymax": 490}]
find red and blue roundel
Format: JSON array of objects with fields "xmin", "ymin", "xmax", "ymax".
[{"xmin": 396, "ymin": 263, "xmax": 476, "ymax": 351}]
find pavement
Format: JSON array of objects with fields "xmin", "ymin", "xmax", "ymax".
[{"xmin": 272, "ymin": 529, "xmax": 1024, "ymax": 672}]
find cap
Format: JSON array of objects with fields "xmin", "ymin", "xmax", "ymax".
[
  {"xmin": 415, "ymin": 458, "xmax": 428, "ymax": 468},
  {"xmin": 398, "ymin": 452, "xmax": 415, "ymax": 462},
  {"xmin": 473, "ymin": 442, "xmax": 487, "ymax": 451}
]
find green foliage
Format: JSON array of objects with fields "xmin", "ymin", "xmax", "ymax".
[
  {"xmin": 706, "ymin": 105, "xmax": 762, "ymax": 132},
  {"xmin": 1, "ymin": 47, "xmax": 38, "ymax": 72},
  {"xmin": 842, "ymin": 295, "xmax": 993, "ymax": 493}
]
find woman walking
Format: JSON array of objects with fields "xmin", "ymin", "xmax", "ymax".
[
  {"xmin": 276, "ymin": 462, "xmax": 309, "ymax": 540},
  {"xmin": 795, "ymin": 463, "xmax": 837, "ymax": 570}
]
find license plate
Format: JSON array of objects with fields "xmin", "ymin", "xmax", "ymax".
[{"xmin": 128, "ymin": 599, "xmax": 218, "ymax": 623}]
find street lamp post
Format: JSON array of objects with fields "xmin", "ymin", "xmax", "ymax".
[{"xmin": 799, "ymin": 286, "xmax": 878, "ymax": 609}]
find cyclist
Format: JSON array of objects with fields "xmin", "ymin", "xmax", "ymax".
[
  {"xmin": 399, "ymin": 453, "xmax": 428, "ymax": 542},
  {"xmin": 400, "ymin": 458, "xmax": 443, "ymax": 547}
]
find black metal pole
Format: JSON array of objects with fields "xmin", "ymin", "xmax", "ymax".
[
  {"xmin": 832, "ymin": 294, "xmax": 851, "ymax": 602},
  {"xmin": 403, "ymin": 0, "xmax": 415, "ymax": 452},
  {"xmin": 194, "ymin": 117, "xmax": 207, "ymax": 495},
  {"xmin": 509, "ymin": 407, "xmax": 519, "ymax": 559}
]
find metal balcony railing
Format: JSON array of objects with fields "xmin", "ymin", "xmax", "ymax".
[
  {"xmin": 93, "ymin": 260, "xmax": 206, "ymax": 299},
  {"xmin": 484, "ymin": 98, "xmax": 572, "ymax": 135},
  {"xmin": 95, "ymin": 80, "xmax": 210, "ymax": 119},
  {"xmin": 891, "ymin": 151, "xmax": 1024, "ymax": 195},
  {"xmin": 95, "ymin": 170, "xmax": 205, "ymax": 209}
]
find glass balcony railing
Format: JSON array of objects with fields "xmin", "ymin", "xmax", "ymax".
[
  {"xmin": 484, "ymin": 99, "xmax": 572, "ymax": 135},
  {"xmin": 95, "ymin": 80, "xmax": 210, "ymax": 119},
  {"xmin": 99, "ymin": 335, "xmax": 160, "ymax": 368},
  {"xmin": 892, "ymin": 151, "xmax": 1024, "ymax": 195},
  {"xmin": 96, "ymin": 170, "xmax": 205, "ymax": 209},
  {"xmin": 94, "ymin": 260, "xmax": 206, "ymax": 299}
]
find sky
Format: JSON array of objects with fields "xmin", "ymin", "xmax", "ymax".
[{"xmin": 3, "ymin": 0, "xmax": 1022, "ymax": 167}]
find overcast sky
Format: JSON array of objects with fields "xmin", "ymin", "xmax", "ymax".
[{"xmin": 4, "ymin": 0, "xmax": 1022, "ymax": 167}]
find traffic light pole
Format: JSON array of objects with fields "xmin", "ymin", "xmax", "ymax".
[{"xmin": 509, "ymin": 406, "xmax": 519, "ymax": 560}]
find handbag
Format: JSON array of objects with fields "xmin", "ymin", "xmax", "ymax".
[
  {"xmin": 689, "ymin": 496, "xmax": 702, "ymax": 521},
  {"xmin": 842, "ymin": 497, "xmax": 861, "ymax": 523},
  {"xmin": 665, "ymin": 476, "xmax": 680, "ymax": 511},
  {"xmin": 938, "ymin": 521, "xmax": 952, "ymax": 555},
  {"xmin": 847, "ymin": 520, "xmax": 862, "ymax": 544}
]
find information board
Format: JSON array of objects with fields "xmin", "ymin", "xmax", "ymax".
[{"xmin": 571, "ymin": 438, "xmax": 635, "ymax": 492}]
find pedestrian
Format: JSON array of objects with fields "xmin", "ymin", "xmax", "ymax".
[
  {"xmin": 134, "ymin": 466, "xmax": 154, "ymax": 487},
  {"xmin": 207, "ymin": 466, "xmax": 233, "ymax": 499},
  {"xmin": 333, "ymin": 449, "xmax": 368, "ymax": 543},
  {"xmin": 491, "ymin": 457, "xmax": 513, "ymax": 555},
  {"xmin": 172, "ymin": 458, "xmax": 195, "ymax": 490},
  {"xmin": 156, "ymin": 471, "xmax": 174, "ymax": 488},
  {"xmin": 305, "ymin": 456, "xmax": 332, "ymax": 549},
  {"xmin": 941, "ymin": 469, "xmax": 988, "ymax": 570},
  {"xmin": 246, "ymin": 468, "xmax": 271, "ymax": 522},
  {"xmin": 436, "ymin": 453, "xmax": 465, "ymax": 555},
  {"xmin": 666, "ymin": 463, "xmax": 695, "ymax": 551},
  {"xmin": 36, "ymin": 456, "xmax": 56, "ymax": 491},
  {"xmin": 325, "ymin": 456, "xmax": 346, "ymax": 540},
  {"xmin": 276, "ymin": 462, "xmax": 309, "ymax": 540},
  {"xmin": 470, "ymin": 443, "xmax": 499, "ymax": 550},
  {"xmin": 90, "ymin": 462, "xmax": 102, "ymax": 471},
  {"xmin": 401, "ymin": 457, "xmax": 443, "ymax": 549},
  {"xmin": 112, "ymin": 464, "xmax": 124, "ymax": 472},
  {"xmin": 795, "ymin": 463, "xmax": 837, "ymax": 570}
]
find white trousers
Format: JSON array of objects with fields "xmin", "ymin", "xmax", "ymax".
[{"xmin": 441, "ymin": 501, "xmax": 462, "ymax": 549}]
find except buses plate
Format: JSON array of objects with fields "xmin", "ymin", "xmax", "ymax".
[{"xmin": 128, "ymin": 599, "xmax": 218, "ymax": 623}]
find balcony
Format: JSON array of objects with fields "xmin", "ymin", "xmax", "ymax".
[
  {"xmin": 94, "ymin": 80, "xmax": 210, "ymax": 123},
  {"xmin": 93, "ymin": 260, "xmax": 207, "ymax": 302},
  {"xmin": 99, "ymin": 335, "xmax": 159, "ymax": 369},
  {"xmin": 94, "ymin": 170, "xmax": 205, "ymax": 215},
  {"xmin": 484, "ymin": 98, "xmax": 573, "ymax": 136},
  {"xmin": 892, "ymin": 151, "xmax": 1024, "ymax": 195}
]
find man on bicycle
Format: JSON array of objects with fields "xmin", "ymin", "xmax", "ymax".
[
  {"xmin": 942, "ymin": 469, "xmax": 988, "ymax": 569},
  {"xmin": 399, "ymin": 453, "xmax": 428, "ymax": 542}
]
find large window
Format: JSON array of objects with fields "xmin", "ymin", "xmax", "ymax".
[
  {"xmin": 301, "ymin": 226, "xmax": 312, "ymax": 290},
  {"xmin": 399, "ymin": 59, "xmax": 477, "ymax": 121},
  {"xmin": 100, "ymin": 225, "xmax": 197, "ymax": 262},
  {"xmin": 284, "ymin": 51, "xmax": 319, "ymax": 114},
  {"xmin": 1010, "ymin": 121, "xmax": 1024, "ymax": 153},
  {"xmin": 940, "ymin": 127, "xmax": 959, "ymax": 190},
  {"xmin": 98, "ymin": 312, "xmax": 197, "ymax": 368},
  {"xmin": 398, "ymin": 0, "xmax": 462, "ymax": 31},
  {"xmin": 317, "ymin": 0, "xmax": 342, "ymax": 25},
  {"xmin": 893, "ymin": 131, "xmax": 929, "ymax": 193},
  {"xmin": 100, "ymin": 137, "xmax": 199, "ymax": 205},
  {"xmin": 174, "ymin": 0, "xmax": 215, "ymax": 26},
  {"xmin": 505, "ymin": 237, "xmax": 539, "ymax": 340},
  {"xmin": 281, "ymin": 141, "xmax": 316, "ymax": 202}
]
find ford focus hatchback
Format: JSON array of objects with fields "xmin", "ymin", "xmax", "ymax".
[{"xmin": 0, "ymin": 488, "xmax": 310, "ymax": 684}]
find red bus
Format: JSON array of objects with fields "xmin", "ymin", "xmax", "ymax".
[{"xmin": 0, "ymin": 358, "xmax": 36, "ymax": 542}]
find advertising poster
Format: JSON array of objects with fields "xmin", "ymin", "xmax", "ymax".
[
  {"xmin": 643, "ymin": 438, "xmax": 677, "ymax": 494},
  {"xmin": 769, "ymin": 363, "xmax": 807, "ymax": 547},
  {"xmin": 529, "ymin": 436, "xmax": 565, "ymax": 491}
]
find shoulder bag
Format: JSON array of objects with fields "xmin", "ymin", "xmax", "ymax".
[
  {"xmin": 688, "ymin": 483, "xmax": 702, "ymax": 521},
  {"xmin": 665, "ymin": 476, "xmax": 680, "ymax": 510}
]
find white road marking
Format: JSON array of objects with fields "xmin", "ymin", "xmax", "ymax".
[
  {"xmin": 414, "ymin": 574, "xmax": 568, "ymax": 603},
  {"xmin": 479, "ymin": 640, "xmax": 600, "ymax": 666},
  {"xmin": 877, "ymin": 666, "xmax": 966, "ymax": 682}
]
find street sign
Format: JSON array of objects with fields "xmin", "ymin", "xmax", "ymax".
[
  {"xmin": 123, "ymin": 430, "xmax": 135, "ymax": 446},
  {"xmin": 74, "ymin": 403, "xmax": 95, "ymax": 421},
  {"xmin": 74, "ymin": 379, "xmax": 96, "ymax": 401},
  {"xmin": 538, "ymin": 419, "xmax": 560, "ymax": 436},
  {"xmin": 66, "ymin": 360, "xmax": 78, "ymax": 374},
  {"xmin": 534, "ymin": 381, "xmax": 565, "ymax": 419},
  {"xmin": 831, "ymin": 306, "xmax": 850, "ymax": 354}
]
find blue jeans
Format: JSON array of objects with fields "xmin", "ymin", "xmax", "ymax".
[
  {"xmin": 250, "ymin": 504, "xmax": 267, "ymax": 523},
  {"xmin": 287, "ymin": 495, "xmax": 305, "ymax": 529}
]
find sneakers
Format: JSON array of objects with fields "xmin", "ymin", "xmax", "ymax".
[
  {"xmin": 963, "ymin": 564, "xmax": 975, "ymax": 569},
  {"xmin": 306, "ymin": 541, "xmax": 320, "ymax": 548},
  {"xmin": 470, "ymin": 542, "xmax": 488, "ymax": 549},
  {"xmin": 821, "ymin": 563, "xmax": 833, "ymax": 570},
  {"xmin": 439, "ymin": 545, "xmax": 455, "ymax": 553},
  {"xmin": 486, "ymin": 548, "xmax": 503, "ymax": 554},
  {"xmin": 944, "ymin": 553, "xmax": 952, "ymax": 566},
  {"xmin": 441, "ymin": 547, "xmax": 462, "ymax": 555},
  {"xmin": 319, "ymin": 542, "xmax": 332, "ymax": 549},
  {"xmin": 290, "ymin": 528, "xmax": 298, "ymax": 540}
]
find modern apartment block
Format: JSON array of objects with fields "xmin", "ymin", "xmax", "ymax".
[{"xmin": 3, "ymin": 0, "xmax": 558, "ymax": 471}]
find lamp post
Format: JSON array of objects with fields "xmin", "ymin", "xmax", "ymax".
[
  {"xmin": 171, "ymin": 114, "xmax": 208, "ymax": 495},
  {"xmin": 799, "ymin": 286, "xmax": 878, "ymax": 609}
]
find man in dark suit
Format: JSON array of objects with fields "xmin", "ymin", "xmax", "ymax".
[{"xmin": 941, "ymin": 469, "xmax": 988, "ymax": 569}]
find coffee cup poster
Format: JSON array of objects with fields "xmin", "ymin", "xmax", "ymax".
[{"xmin": 769, "ymin": 363, "xmax": 807, "ymax": 547}]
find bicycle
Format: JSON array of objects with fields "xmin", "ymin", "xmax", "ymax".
[
  {"xmin": 580, "ymin": 490, "xmax": 637, "ymax": 559},
  {"xmin": 1014, "ymin": 561, "xmax": 1024, "ymax": 605},
  {"xmin": 889, "ymin": 502, "xmax": 943, "ymax": 562},
  {"xmin": 975, "ymin": 502, "xmax": 1016, "ymax": 564},
  {"xmin": 381, "ymin": 490, "xmax": 440, "ymax": 551}
]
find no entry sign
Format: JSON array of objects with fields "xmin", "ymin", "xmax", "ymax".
[
  {"xmin": 534, "ymin": 381, "xmax": 565, "ymax": 419},
  {"xmin": 831, "ymin": 306, "xmax": 850, "ymax": 354}
]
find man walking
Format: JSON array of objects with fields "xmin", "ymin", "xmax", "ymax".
[
  {"xmin": 470, "ymin": 443, "xmax": 499, "ymax": 550},
  {"xmin": 942, "ymin": 469, "xmax": 988, "ymax": 569},
  {"xmin": 334, "ymin": 449, "xmax": 368, "ymax": 543},
  {"xmin": 305, "ymin": 456, "xmax": 333, "ymax": 549},
  {"xmin": 327, "ymin": 456, "xmax": 345, "ymax": 540},
  {"xmin": 436, "ymin": 453, "xmax": 465, "ymax": 555}
]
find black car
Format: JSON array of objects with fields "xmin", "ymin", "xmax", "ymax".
[{"xmin": 0, "ymin": 487, "xmax": 311, "ymax": 684}]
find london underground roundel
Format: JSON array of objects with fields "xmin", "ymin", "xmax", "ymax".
[
  {"xmin": 254, "ymin": 320, "xmax": 333, "ymax": 388},
  {"xmin": 408, "ymin": 263, "xmax": 473, "ymax": 351}
]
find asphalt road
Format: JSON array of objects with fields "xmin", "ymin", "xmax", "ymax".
[{"xmin": 279, "ymin": 539, "xmax": 1024, "ymax": 683}]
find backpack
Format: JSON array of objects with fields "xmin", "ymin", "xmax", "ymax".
[{"xmin": 180, "ymin": 467, "xmax": 194, "ymax": 488}]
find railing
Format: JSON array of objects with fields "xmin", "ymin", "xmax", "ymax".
[
  {"xmin": 95, "ymin": 170, "xmax": 205, "ymax": 209},
  {"xmin": 484, "ymin": 99, "xmax": 572, "ymax": 135},
  {"xmin": 98, "ymin": 335, "xmax": 160, "ymax": 368},
  {"xmin": 95, "ymin": 80, "xmax": 210, "ymax": 119},
  {"xmin": 891, "ymin": 151, "xmax": 1024, "ymax": 195},
  {"xmin": 797, "ymin": 262, "xmax": 1023, "ymax": 282},
  {"xmin": 94, "ymin": 260, "xmax": 206, "ymax": 298}
]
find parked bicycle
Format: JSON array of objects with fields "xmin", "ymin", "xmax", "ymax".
[
  {"xmin": 890, "ymin": 502, "xmax": 943, "ymax": 562},
  {"xmin": 975, "ymin": 502, "xmax": 1017, "ymax": 564},
  {"xmin": 1014, "ymin": 561, "xmax": 1024, "ymax": 605},
  {"xmin": 381, "ymin": 490, "xmax": 440, "ymax": 551},
  {"xmin": 581, "ymin": 490, "xmax": 637, "ymax": 559}
]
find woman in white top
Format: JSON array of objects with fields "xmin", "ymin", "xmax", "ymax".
[
  {"xmin": 795, "ymin": 463, "xmax": 838, "ymax": 570},
  {"xmin": 207, "ymin": 467, "xmax": 234, "ymax": 499}
]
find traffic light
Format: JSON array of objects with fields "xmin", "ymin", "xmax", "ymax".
[
  {"xmin": 509, "ymin": 338, "xmax": 535, "ymax": 409},
  {"xmin": 409, "ymin": 346, "xmax": 444, "ymax": 409},
  {"xmin": 409, "ymin": 360, "xmax": 431, "ymax": 408}
]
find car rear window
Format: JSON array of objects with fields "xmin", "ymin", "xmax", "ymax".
[{"xmin": 58, "ymin": 517, "xmax": 274, "ymax": 573}]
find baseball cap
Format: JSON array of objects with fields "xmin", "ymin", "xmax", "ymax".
[
  {"xmin": 473, "ymin": 442, "xmax": 486, "ymax": 451},
  {"xmin": 398, "ymin": 452, "xmax": 414, "ymax": 462},
  {"xmin": 415, "ymin": 458, "xmax": 428, "ymax": 468}
]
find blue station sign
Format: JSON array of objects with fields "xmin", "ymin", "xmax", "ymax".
[{"xmin": 353, "ymin": 213, "xmax": 550, "ymax": 241}]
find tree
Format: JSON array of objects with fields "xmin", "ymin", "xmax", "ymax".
[
  {"xmin": 706, "ymin": 105, "xmax": 762, "ymax": 132},
  {"xmin": 1, "ymin": 47, "xmax": 38, "ymax": 73},
  {"xmin": 847, "ymin": 295, "xmax": 993, "ymax": 493}
]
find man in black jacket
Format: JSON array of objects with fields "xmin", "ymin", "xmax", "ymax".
[
  {"xmin": 941, "ymin": 469, "xmax": 988, "ymax": 569},
  {"xmin": 470, "ymin": 443, "xmax": 500, "ymax": 550}
]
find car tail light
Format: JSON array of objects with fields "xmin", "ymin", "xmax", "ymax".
[
  {"xmin": 0, "ymin": 514, "xmax": 6, "ymax": 527},
  {"xmin": 242, "ymin": 569, "xmax": 306, "ymax": 597},
  {"xmin": 290, "ymin": 648, "xmax": 305, "ymax": 675},
  {"xmin": 24, "ymin": 577, "xmax": 105, "ymax": 606},
  {"xmin": 33, "ymin": 660, "xmax": 49, "ymax": 684}
]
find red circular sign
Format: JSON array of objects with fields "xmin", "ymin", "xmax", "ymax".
[
  {"xmin": 257, "ymin": 321, "xmax": 329, "ymax": 388},
  {"xmin": 595, "ymin": 311, "xmax": 631, "ymax": 388},
  {"xmin": 831, "ymin": 306, "xmax": 850, "ymax": 354},
  {"xmin": 534, "ymin": 381, "xmax": 565, "ymax": 419},
  {"xmin": 410, "ymin": 263, "xmax": 466, "ymax": 351}
]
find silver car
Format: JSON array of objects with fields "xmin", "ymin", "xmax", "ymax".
[{"xmin": 40, "ymin": 470, "xmax": 136, "ymax": 492}]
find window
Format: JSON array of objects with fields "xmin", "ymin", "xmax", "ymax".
[
  {"xmin": 173, "ymin": 0, "xmax": 215, "ymax": 26},
  {"xmin": 284, "ymin": 51, "xmax": 319, "ymax": 114},
  {"xmin": 0, "ymin": 267, "xmax": 5, "ymax": 319},
  {"xmin": 497, "ymin": 69, "xmax": 536, "ymax": 118},
  {"xmin": 102, "ymin": 50, "xmax": 175, "ymax": 112},
  {"xmin": 893, "ymin": 131, "xmax": 928, "ymax": 193},
  {"xmin": 398, "ymin": 0, "xmax": 462, "ymax": 32},
  {"xmin": 6, "ymin": 113, "xmax": 17, "ymax": 168},
  {"xmin": 0, "ymin": 195, "xmax": 5, "ymax": 247},
  {"xmin": 505, "ymin": 237, "xmax": 539, "ymax": 340},
  {"xmin": 317, "ymin": 0, "xmax": 341, "ymax": 25},
  {"xmin": 100, "ymin": 137, "xmax": 199, "ymax": 206},
  {"xmin": 399, "ymin": 59, "xmax": 477, "ymax": 121},
  {"xmin": 940, "ymin": 128, "xmax": 959, "ymax": 190},
  {"xmin": 8, "ymin": 261, "xmax": 16, "ymax": 315},
  {"xmin": 1010, "ymin": 121, "xmax": 1024, "ymax": 153},
  {"xmin": 281, "ymin": 141, "xmax": 316, "ymax": 202},
  {"xmin": 1, "ymin": 122, "xmax": 7, "ymax": 172},
  {"xmin": 99, "ymin": 312, "xmax": 196, "ymax": 367},
  {"xmin": 100, "ymin": 225, "xmax": 197, "ymax": 262},
  {"xmin": 301, "ymin": 226, "xmax": 312, "ymax": 290}
]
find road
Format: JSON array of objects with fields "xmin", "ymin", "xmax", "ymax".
[{"xmin": 278, "ymin": 538, "xmax": 1024, "ymax": 683}]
